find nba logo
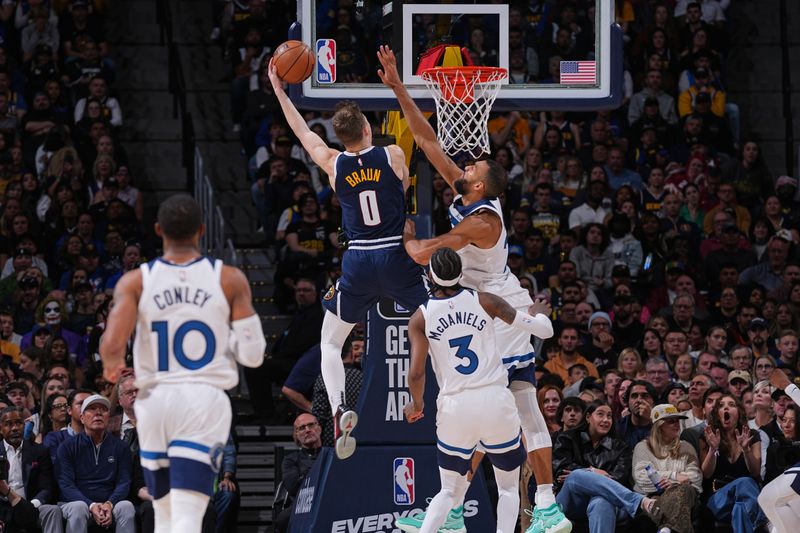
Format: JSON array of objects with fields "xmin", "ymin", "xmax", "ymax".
[
  {"xmin": 316, "ymin": 39, "xmax": 336, "ymax": 84},
  {"xmin": 393, "ymin": 458, "xmax": 415, "ymax": 505}
]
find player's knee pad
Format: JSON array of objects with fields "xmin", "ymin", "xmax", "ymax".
[
  {"xmin": 437, "ymin": 450, "xmax": 472, "ymax": 476},
  {"xmin": 487, "ymin": 443, "xmax": 526, "ymax": 472},
  {"xmin": 321, "ymin": 312, "xmax": 355, "ymax": 344},
  {"xmin": 510, "ymin": 382, "xmax": 551, "ymax": 451}
]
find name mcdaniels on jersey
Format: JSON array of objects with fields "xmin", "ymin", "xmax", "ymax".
[
  {"xmin": 152, "ymin": 286, "xmax": 213, "ymax": 311},
  {"xmin": 427, "ymin": 311, "xmax": 487, "ymax": 341}
]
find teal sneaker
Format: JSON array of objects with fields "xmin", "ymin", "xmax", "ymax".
[
  {"xmin": 395, "ymin": 503, "xmax": 467, "ymax": 533},
  {"xmin": 524, "ymin": 504, "xmax": 572, "ymax": 533}
]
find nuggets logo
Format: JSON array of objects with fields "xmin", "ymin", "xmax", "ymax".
[
  {"xmin": 393, "ymin": 458, "xmax": 415, "ymax": 505},
  {"xmin": 316, "ymin": 39, "xmax": 336, "ymax": 84},
  {"xmin": 323, "ymin": 286, "xmax": 336, "ymax": 301}
]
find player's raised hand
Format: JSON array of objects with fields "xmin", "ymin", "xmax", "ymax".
[
  {"xmin": 376, "ymin": 45, "xmax": 402, "ymax": 88},
  {"xmin": 403, "ymin": 400, "xmax": 424, "ymax": 423},
  {"xmin": 770, "ymin": 367, "xmax": 792, "ymax": 390},
  {"xmin": 267, "ymin": 58, "xmax": 286, "ymax": 93},
  {"xmin": 529, "ymin": 298, "xmax": 552, "ymax": 317}
]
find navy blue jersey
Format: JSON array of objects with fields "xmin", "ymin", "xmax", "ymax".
[{"xmin": 334, "ymin": 146, "xmax": 405, "ymax": 243}]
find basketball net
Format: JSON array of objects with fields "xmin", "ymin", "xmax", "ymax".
[{"xmin": 421, "ymin": 66, "xmax": 507, "ymax": 158}]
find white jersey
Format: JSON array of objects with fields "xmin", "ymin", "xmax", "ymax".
[
  {"xmin": 133, "ymin": 256, "xmax": 238, "ymax": 392},
  {"xmin": 449, "ymin": 196, "xmax": 541, "ymax": 370},
  {"xmin": 448, "ymin": 196, "xmax": 531, "ymax": 309},
  {"xmin": 420, "ymin": 289, "xmax": 507, "ymax": 397}
]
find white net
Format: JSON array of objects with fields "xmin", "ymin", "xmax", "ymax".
[{"xmin": 421, "ymin": 67, "xmax": 507, "ymax": 158}]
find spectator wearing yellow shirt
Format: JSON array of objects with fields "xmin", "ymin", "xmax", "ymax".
[
  {"xmin": 677, "ymin": 67, "xmax": 725, "ymax": 118},
  {"xmin": 488, "ymin": 111, "xmax": 531, "ymax": 155}
]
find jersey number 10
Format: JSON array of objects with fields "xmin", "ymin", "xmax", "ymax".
[{"xmin": 152, "ymin": 320, "xmax": 216, "ymax": 371}]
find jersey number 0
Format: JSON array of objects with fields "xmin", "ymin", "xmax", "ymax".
[
  {"xmin": 152, "ymin": 320, "xmax": 216, "ymax": 371},
  {"xmin": 358, "ymin": 190, "xmax": 382, "ymax": 226}
]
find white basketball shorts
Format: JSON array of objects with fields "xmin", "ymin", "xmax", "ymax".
[{"xmin": 135, "ymin": 382, "xmax": 232, "ymax": 498}]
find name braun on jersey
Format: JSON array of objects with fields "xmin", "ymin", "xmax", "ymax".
[
  {"xmin": 152, "ymin": 286, "xmax": 213, "ymax": 310},
  {"xmin": 427, "ymin": 311, "xmax": 486, "ymax": 341},
  {"xmin": 344, "ymin": 168, "xmax": 381, "ymax": 187}
]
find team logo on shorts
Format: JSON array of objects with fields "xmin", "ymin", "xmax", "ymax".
[
  {"xmin": 393, "ymin": 458, "xmax": 415, "ymax": 505},
  {"xmin": 323, "ymin": 286, "xmax": 336, "ymax": 301},
  {"xmin": 209, "ymin": 443, "xmax": 224, "ymax": 474}
]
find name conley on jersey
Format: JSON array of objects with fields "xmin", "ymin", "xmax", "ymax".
[{"xmin": 153, "ymin": 286, "xmax": 213, "ymax": 310}]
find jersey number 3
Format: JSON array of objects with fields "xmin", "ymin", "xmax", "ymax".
[
  {"xmin": 152, "ymin": 320, "xmax": 216, "ymax": 371},
  {"xmin": 449, "ymin": 335, "xmax": 478, "ymax": 375},
  {"xmin": 358, "ymin": 190, "xmax": 381, "ymax": 226}
]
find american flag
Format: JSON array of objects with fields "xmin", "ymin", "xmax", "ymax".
[{"xmin": 560, "ymin": 61, "xmax": 596, "ymax": 84}]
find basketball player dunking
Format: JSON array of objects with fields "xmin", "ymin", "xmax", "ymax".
[
  {"xmin": 100, "ymin": 195, "xmax": 266, "ymax": 533},
  {"xmin": 268, "ymin": 59, "xmax": 428, "ymax": 459},
  {"xmin": 377, "ymin": 46, "xmax": 571, "ymax": 533}
]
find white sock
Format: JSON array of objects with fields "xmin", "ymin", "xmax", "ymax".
[
  {"xmin": 421, "ymin": 469, "xmax": 470, "ymax": 533},
  {"xmin": 153, "ymin": 493, "xmax": 171, "ymax": 533},
  {"xmin": 494, "ymin": 466, "xmax": 521, "ymax": 533},
  {"xmin": 170, "ymin": 488, "xmax": 210, "ymax": 533},
  {"xmin": 320, "ymin": 311, "xmax": 355, "ymax": 416},
  {"xmin": 536, "ymin": 484, "xmax": 555, "ymax": 508}
]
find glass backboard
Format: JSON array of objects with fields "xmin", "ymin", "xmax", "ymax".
[{"xmin": 289, "ymin": 0, "xmax": 623, "ymax": 111}]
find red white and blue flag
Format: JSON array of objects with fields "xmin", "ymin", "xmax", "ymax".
[{"xmin": 560, "ymin": 61, "xmax": 596, "ymax": 84}]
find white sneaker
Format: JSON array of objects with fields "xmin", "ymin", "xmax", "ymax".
[{"xmin": 334, "ymin": 406, "xmax": 358, "ymax": 459}]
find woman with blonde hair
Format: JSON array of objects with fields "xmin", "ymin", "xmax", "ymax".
[
  {"xmin": 753, "ymin": 355, "xmax": 776, "ymax": 384},
  {"xmin": 617, "ymin": 347, "xmax": 645, "ymax": 380},
  {"xmin": 46, "ymin": 147, "xmax": 84, "ymax": 182},
  {"xmin": 91, "ymin": 153, "xmax": 116, "ymax": 195},
  {"xmin": 519, "ymin": 147, "xmax": 543, "ymax": 195},
  {"xmin": 633, "ymin": 404, "xmax": 703, "ymax": 532}
]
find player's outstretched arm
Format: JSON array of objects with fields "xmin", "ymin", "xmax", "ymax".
[
  {"xmin": 268, "ymin": 59, "xmax": 339, "ymax": 178},
  {"xmin": 404, "ymin": 309, "xmax": 428, "ymax": 423},
  {"xmin": 100, "ymin": 269, "xmax": 142, "ymax": 384},
  {"xmin": 222, "ymin": 265, "xmax": 266, "ymax": 368},
  {"xmin": 478, "ymin": 292, "xmax": 554, "ymax": 339},
  {"xmin": 377, "ymin": 45, "xmax": 462, "ymax": 188},
  {"xmin": 403, "ymin": 212, "xmax": 499, "ymax": 265}
]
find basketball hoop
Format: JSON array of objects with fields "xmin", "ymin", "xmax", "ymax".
[{"xmin": 420, "ymin": 66, "xmax": 507, "ymax": 158}]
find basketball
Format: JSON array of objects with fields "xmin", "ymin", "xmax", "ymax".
[{"xmin": 273, "ymin": 40, "xmax": 314, "ymax": 84}]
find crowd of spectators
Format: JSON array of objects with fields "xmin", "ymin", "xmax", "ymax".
[
  {"xmin": 213, "ymin": 0, "xmax": 800, "ymax": 531},
  {"xmin": 0, "ymin": 0, "xmax": 247, "ymax": 530}
]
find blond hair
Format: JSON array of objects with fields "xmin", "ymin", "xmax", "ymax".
[{"xmin": 647, "ymin": 418, "xmax": 683, "ymax": 460}]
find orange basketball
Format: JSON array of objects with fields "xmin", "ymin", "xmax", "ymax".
[{"xmin": 273, "ymin": 40, "xmax": 315, "ymax": 84}]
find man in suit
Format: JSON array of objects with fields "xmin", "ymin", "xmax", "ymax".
[{"xmin": 0, "ymin": 405, "xmax": 63, "ymax": 532}]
